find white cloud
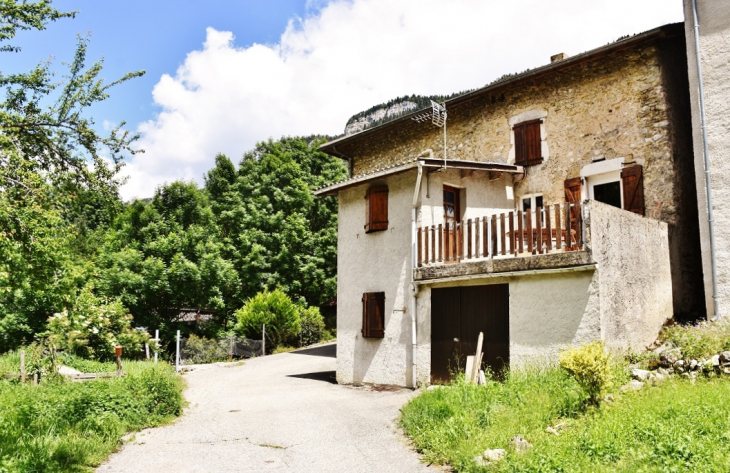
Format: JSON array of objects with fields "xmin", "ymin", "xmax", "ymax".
[{"xmin": 121, "ymin": 0, "xmax": 684, "ymax": 200}]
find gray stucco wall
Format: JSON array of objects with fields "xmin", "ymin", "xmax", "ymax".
[
  {"xmin": 336, "ymin": 174, "xmax": 672, "ymax": 386},
  {"xmin": 336, "ymin": 171, "xmax": 416, "ymax": 386},
  {"xmin": 586, "ymin": 201, "xmax": 673, "ymax": 351},
  {"xmin": 684, "ymin": 0, "xmax": 730, "ymax": 318}
]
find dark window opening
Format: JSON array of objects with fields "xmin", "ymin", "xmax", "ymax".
[{"xmin": 593, "ymin": 181, "xmax": 622, "ymax": 209}]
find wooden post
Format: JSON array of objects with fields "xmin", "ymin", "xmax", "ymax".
[
  {"xmin": 430, "ymin": 226, "xmax": 435, "ymax": 263},
  {"xmin": 262, "ymin": 323, "xmax": 266, "ymax": 356},
  {"xmin": 545, "ymin": 205, "xmax": 553, "ymax": 252},
  {"xmin": 536, "ymin": 206, "xmax": 543, "ymax": 254},
  {"xmin": 517, "ymin": 210, "xmax": 524, "ymax": 253},
  {"xmin": 417, "ymin": 227, "xmax": 423, "ymax": 267},
  {"xmin": 154, "ymin": 329, "xmax": 159, "ymax": 364},
  {"xmin": 491, "ymin": 214, "xmax": 497, "ymax": 257},
  {"xmin": 508, "ymin": 211, "xmax": 515, "ymax": 255},
  {"xmin": 115, "ymin": 346, "xmax": 123, "ymax": 377},
  {"xmin": 20, "ymin": 349, "xmax": 26, "ymax": 383},
  {"xmin": 32, "ymin": 373, "xmax": 38, "ymax": 386},
  {"xmin": 438, "ymin": 224, "xmax": 443, "ymax": 262},
  {"xmin": 467, "ymin": 218, "xmax": 472, "ymax": 259},
  {"xmin": 229, "ymin": 335, "xmax": 234, "ymax": 362},
  {"xmin": 175, "ymin": 330, "xmax": 181, "ymax": 372},
  {"xmin": 145, "ymin": 343, "xmax": 150, "ymax": 360},
  {"xmin": 555, "ymin": 205, "xmax": 562, "ymax": 250},
  {"xmin": 526, "ymin": 208, "xmax": 533, "ymax": 254},
  {"xmin": 500, "ymin": 213, "xmax": 506, "ymax": 256},
  {"xmin": 475, "ymin": 217, "xmax": 480, "ymax": 258}
]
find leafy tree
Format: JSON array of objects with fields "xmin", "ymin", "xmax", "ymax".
[
  {"xmin": 206, "ymin": 137, "xmax": 346, "ymax": 309},
  {"xmin": 234, "ymin": 289, "xmax": 301, "ymax": 349},
  {"xmin": 0, "ymin": 0, "xmax": 143, "ymax": 350},
  {"xmin": 96, "ymin": 182, "xmax": 239, "ymax": 331}
]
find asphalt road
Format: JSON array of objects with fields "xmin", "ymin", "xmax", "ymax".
[{"xmin": 97, "ymin": 343, "xmax": 434, "ymax": 473}]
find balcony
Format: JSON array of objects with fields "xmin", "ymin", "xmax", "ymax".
[{"xmin": 414, "ymin": 202, "xmax": 593, "ymax": 281}]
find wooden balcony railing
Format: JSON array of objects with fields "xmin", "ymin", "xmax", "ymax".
[{"xmin": 416, "ymin": 203, "xmax": 584, "ymax": 267}]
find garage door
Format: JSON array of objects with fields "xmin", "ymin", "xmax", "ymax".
[{"xmin": 431, "ymin": 284, "xmax": 509, "ymax": 383}]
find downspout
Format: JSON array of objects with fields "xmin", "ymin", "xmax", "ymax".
[
  {"xmin": 691, "ymin": 0, "xmax": 720, "ymax": 319},
  {"xmin": 409, "ymin": 150, "xmax": 431, "ymax": 388}
]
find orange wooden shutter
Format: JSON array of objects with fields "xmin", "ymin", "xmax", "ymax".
[
  {"xmin": 621, "ymin": 165, "xmax": 645, "ymax": 216},
  {"xmin": 514, "ymin": 120, "xmax": 543, "ymax": 166},
  {"xmin": 365, "ymin": 186, "xmax": 388, "ymax": 233},
  {"xmin": 362, "ymin": 292, "xmax": 385, "ymax": 338}
]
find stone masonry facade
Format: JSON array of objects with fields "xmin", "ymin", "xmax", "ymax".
[{"xmin": 331, "ymin": 24, "xmax": 705, "ymax": 320}]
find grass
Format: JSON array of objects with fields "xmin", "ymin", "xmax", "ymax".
[
  {"xmin": 660, "ymin": 318, "xmax": 730, "ymax": 360},
  {"xmin": 402, "ymin": 371, "xmax": 730, "ymax": 472},
  {"xmin": 0, "ymin": 356, "xmax": 184, "ymax": 472}
]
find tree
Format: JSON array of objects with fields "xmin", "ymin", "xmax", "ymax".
[
  {"xmin": 0, "ymin": 1, "xmax": 144, "ymax": 350},
  {"xmin": 205, "ymin": 137, "xmax": 346, "ymax": 310}
]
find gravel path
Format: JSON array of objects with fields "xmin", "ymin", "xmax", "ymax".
[{"xmin": 97, "ymin": 343, "xmax": 434, "ymax": 473}]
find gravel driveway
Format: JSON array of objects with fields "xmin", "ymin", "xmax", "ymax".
[{"xmin": 97, "ymin": 343, "xmax": 433, "ymax": 472}]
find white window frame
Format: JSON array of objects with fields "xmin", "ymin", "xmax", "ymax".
[
  {"xmin": 580, "ymin": 157, "xmax": 626, "ymax": 209},
  {"xmin": 519, "ymin": 193, "xmax": 544, "ymax": 212},
  {"xmin": 587, "ymin": 171, "xmax": 623, "ymax": 209}
]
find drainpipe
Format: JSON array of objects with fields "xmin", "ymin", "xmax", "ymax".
[
  {"xmin": 409, "ymin": 150, "xmax": 431, "ymax": 388},
  {"xmin": 691, "ymin": 0, "xmax": 720, "ymax": 319}
]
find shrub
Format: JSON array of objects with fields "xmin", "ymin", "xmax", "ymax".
[
  {"xmin": 44, "ymin": 287, "xmax": 149, "ymax": 361},
  {"xmin": 299, "ymin": 306, "xmax": 326, "ymax": 347},
  {"xmin": 660, "ymin": 318, "xmax": 730, "ymax": 360},
  {"xmin": 558, "ymin": 340, "xmax": 613, "ymax": 405},
  {"xmin": 234, "ymin": 289, "xmax": 301, "ymax": 349},
  {"xmin": 181, "ymin": 334, "xmax": 229, "ymax": 364}
]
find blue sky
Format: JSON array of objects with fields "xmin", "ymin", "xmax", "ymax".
[
  {"xmin": 2, "ymin": 0, "xmax": 685, "ymax": 199},
  {"xmin": 4, "ymin": 0, "xmax": 310, "ymax": 131}
]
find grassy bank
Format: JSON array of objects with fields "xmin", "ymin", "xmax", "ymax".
[
  {"xmin": 402, "ymin": 370, "xmax": 730, "ymax": 472},
  {"xmin": 0, "ymin": 355, "xmax": 184, "ymax": 472}
]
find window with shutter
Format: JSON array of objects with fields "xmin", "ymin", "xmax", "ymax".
[
  {"xmin": 621, "ymin": 165, "xmax": 645, "ymax": 216},
  {"xmin": 513, "ymin": 119, "xmax": 543, "ymax": 166},
  {"xmin": 362, "ymin": 292, "xmax": 385, "ymax": 338},
  {"xmin": 365, "ymin": 185, "xmax": 388, "ymax": 233}
]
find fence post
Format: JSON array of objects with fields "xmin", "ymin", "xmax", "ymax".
[
  {"xmin": 20, "ymin": 349, "xmax": 25, "ymax": 383},
  {"xmin": 229, "ymin": 335, "xmax": 234, "ymax": 362},
  {"xmin": 262, "ymin": 324, "xmax": 266, "ymax": 356},
  {"xmin": 154, "ymin": 329, "xmax": 159, "ymax": 364},
  {"xmin": 145, "ymin": 342, "xmax": 150, "ymax": 360},
  {"xmin": 175, "ymin": 330, "xmax": 181, "ymax": 372},
  {"xmin": 115, "ymin": 346, "xmax": 123, "ymax": 377}
]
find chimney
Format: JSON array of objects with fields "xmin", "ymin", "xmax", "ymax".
[{"xmin": 551, "ymin": 53, "xmax": 567, "ymax": 63}]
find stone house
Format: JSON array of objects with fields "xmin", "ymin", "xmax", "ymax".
[{"xmin": 314, "ymin": 23, "xmax": 706, "ymax": 387}]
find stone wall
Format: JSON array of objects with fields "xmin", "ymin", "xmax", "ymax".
[{"xmin": 334, "ymin": 26, "xmax": 704, "ymax": 319}]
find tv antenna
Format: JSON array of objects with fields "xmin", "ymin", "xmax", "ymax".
[{"xmin": 412, "ymin": 100, "xmax": 448, "ymax": 169}]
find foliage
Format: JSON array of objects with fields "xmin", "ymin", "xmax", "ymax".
[
  {"xmin": 0, "ymin": 360, "xmax": 183, "ymax": 472},
  {"xmin": 181, "ymin": 334, "xmax": 229, "ymax": 364},
  {"xmin": 234, "ymin": 289, "xmax": 301, "ymax": 349},
  {"xmin": 299, "ymin": 306, "xmax": 325, "ymax": 347},
  {"xmin": 44, "ymin": 287, "xmax": 148, "ymax": 361},
  {"xmin": 0, "ymin": 0, "xmax": 143, "ymax": 351},
  {"xmin": 402, "ymin": 370, "xmax": 730, "ymax": 472},
  {"xmin": 271, "ymin": 345, "xmax": 296, "ymax": 354},
  {"xmin": 660, "ymin": 318, "xmax": 730, "ymax": 360},
  {"xmin": 400, "ymin": 366, "xmax": 586, "ymax": 470},
  {"xmin": 206, "ymin": 138, "xmax": 346, "ymax": 310},
  {"xmin": 558, "ymin": 341, "xmax": 614, "ymax": 405}
]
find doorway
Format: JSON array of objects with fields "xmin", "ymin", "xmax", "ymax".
[
  {"xmin": 443, "ymin": 185, "xmax": 462, "ymax": 262},
  {"xmin": 430, "ymin": 284, "xmax": 509, "ymax": 383}
]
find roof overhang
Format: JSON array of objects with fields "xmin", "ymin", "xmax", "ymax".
[
  {"xmin": 319, "ymin": 23, "xmax": 682, "ymax": 155},
  {"xmin": 313, "ymin": 158, "xmax": 524, "ymax": 196}
]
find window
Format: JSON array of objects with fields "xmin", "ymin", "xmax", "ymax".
[
  {"xmin": 520, "ymin": 193, "xmax": 544, "ymax": 227},
  {"xmin": 513, "ymin": 119, "xmax": 543, "ymax": 166},
  {"xmin": 364, "ymin": 185, "xmax": 388, "ymax": 233},
  {"xmin": 588, "ymin": 173, "xmax": 622, "ymax": 209},
  {"xmin": 362, "ymin": 292, "xmax": 385, "ymax": 338}
]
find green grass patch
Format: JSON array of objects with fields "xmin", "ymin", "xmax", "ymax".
[
  {"xmin": 401, "ymin": 372, "xmax": 730, "ymax": 472},
  {"xmin": 660, "ymin": 319, "xmax": 730, "ymax": 360},
  {"xmin": 0, "ymin": 361, "xmax": 184, "ymax": 472}
]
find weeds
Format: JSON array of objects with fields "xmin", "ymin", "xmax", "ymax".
[{"xmin": 660, "ymin": 318, "xmax": 730, "ymax": 360}]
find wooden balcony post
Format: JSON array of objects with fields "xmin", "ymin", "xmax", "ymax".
[
  {"xmin": 517, "ymin": 210, "xmax": 524, "ymax": 254},
  {"xmin": 491, "ymin": 214, "xmax": 498, "ymax": 257},
  {"xmin": 431, "ymin": 225, "xmax": 436, "ymax": 263},
  {"xmin": 545, "ymin": 205, "xmax": 553, "ymax": 252},
  {"xmin": 536, "ymin": 206, "xmax": 543, "ymax": 254},
  {"xmin": 500, "ymin": 213, "xmax": 506, "ymax": 256},
  {"xmin": 417, "ymin": 227, "xmax": 422, "ymax": 267},
  {"xmin": 438, "ymin": 224, "xmax": 443, "ymax": 262},
  {"xmin": 508, "ymin": 211, "xmax": 515, "ymax": 255},
  {"xmin": 467, "ymin": 218, "xmax": 473, "ymax": 259},
  {"xmin": 565, "ymin": 203, "xmax": 572, "ymax": 250},
  {"xmin": 483, "ymin": 218, "xmax": 488, "ymax": 258},
  {"xmin": 576, "ymin": 202, "xmax": 583, "ymax": 249},
  {"xmin": 555, "ymin": 204, "xmax": 562, "ymax": 250},
  {"xmin": 526, "ymin": 208, "xmax": 533, "ymax": 254},
  {"xmin": 424, "ymin": 225, "xmax": 429, "ymax": 264},
  {"xmin": 475, "ymin": 217, "xmax": 481, "ymax": 258}
]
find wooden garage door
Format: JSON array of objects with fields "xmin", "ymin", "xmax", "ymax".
[{"xmin": 431, "ymin": 284, "xmax": 509, "ymax": 383}]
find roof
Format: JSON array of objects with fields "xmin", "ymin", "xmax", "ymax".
[
  {"xmin": 319, "ymin": 23, "xmax": 682, "ymax": 155},
  {"xmin": 313, "ymin": 158, "xmax": 524, "ymax": 196}
]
